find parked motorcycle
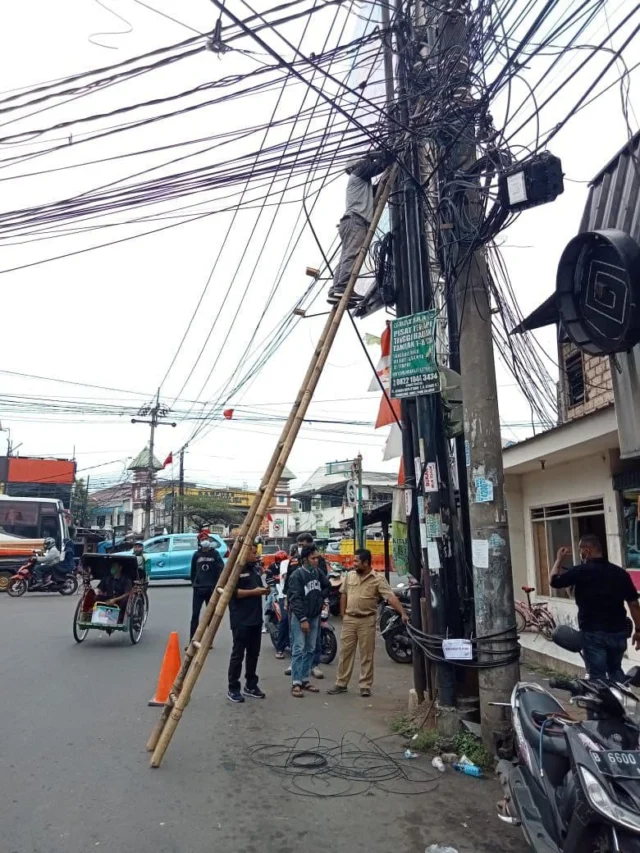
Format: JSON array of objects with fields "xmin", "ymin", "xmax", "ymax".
[
  {"xmin": 496, "ymin": 673, "xmax": 640, "ymax": 852},
  {"xmin": 7, "ymin": 557, "xmax": 78, "ymax": 597},
  {"xmin": 379, "ymin": 583, "xmax": 410, "ymax": 634},
  {"xmin": 381, "ymin": 604, "xmax": 413, "ymax": 665},
  {"xmin": 327, "ymin": 564, "xmax": 346, "ymax": 616},
  {"xmin": 264, "ymin": 585, "xmax": 337, "ymax": 665}
]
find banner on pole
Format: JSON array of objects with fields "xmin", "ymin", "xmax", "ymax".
[{"xmin": 390, "ymin": 311, "xmax": 439, "ymax": 398}]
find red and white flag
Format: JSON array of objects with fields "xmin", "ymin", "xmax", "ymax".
[{"xmin": 162, "ymin": 452, "xmax": 173, "ymax": 469}]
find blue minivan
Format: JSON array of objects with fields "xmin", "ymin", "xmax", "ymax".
[{"xmin": 132, "ymin": 533, "xmax": 227, "ymax": 581}]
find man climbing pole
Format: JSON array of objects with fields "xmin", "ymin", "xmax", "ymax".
[{"xmin": 327, "ymin": 151, "xmax": 394, "ymax": 307}]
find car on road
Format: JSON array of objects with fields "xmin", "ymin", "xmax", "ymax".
[{"xmin": 125, "ymin": 533, "xmax": 227, "ymax": 581}]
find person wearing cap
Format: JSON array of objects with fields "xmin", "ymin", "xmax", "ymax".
[
  {"xmin": 189, "ymin": 537, "xmax": 224, "ymax": 639},
  {"xmin": 327, "ymin": 151, "xmax": 394, "ymax": 306}
]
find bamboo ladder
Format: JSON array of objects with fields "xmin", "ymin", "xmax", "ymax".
[{"xmin": 146, "ymin": 162, "xmax": 399, "ymax": 768}]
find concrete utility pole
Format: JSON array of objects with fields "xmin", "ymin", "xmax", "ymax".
[
  {"xmin": 178, "ymin": 447, "xmax": 185, "ymax": 534},
  {"xmin": 355, "ymin": 453, "xmax": 364, "ymax": 549},
  {"xmin": 380, "ymin": 0, "xmax": 429, "ymax": 702},
  {"xmin": 132, "ymin": 389, "xmax": 176, "ymax": 539},
  {"xmin": 437, "ymin": 0, "xmax": 519, "ymax": 748},
  {"xmin": 392, "ymin": 0, "xmax": 460, "ymax": 709}
]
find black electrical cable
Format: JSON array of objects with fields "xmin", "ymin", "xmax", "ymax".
[{"xmin": 249, "ymin": 728, "xmax": 440, "ymax": 798}]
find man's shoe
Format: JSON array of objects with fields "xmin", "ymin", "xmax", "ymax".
[
  {"xmin": 227, "ymin": 689, "xmax": 245, "ymax": 704},
  {"xmin": 327, "ymin": 685, "xmax": 348, "ymax": 695},
  {"xmin": 244, "ymin": 686, "xmax": 266, "ymax": 699},
  {"xmin": 311, "ymin": 666, "xmax": 324, "ymax": 679},
  {"xmin": 327, "ymin": 289, "xmax": 360, "ymax": 308},
  {"xmin": 284, "ymin": 666, "xmax": 292, "ymax": 676},
  {"xmin": 360, "ymin": 688, "xmax": 372, "ymax": 698}
]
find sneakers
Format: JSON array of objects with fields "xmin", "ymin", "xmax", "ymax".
[
  {"xmin": 311, "ymin": 666, "xmax": 324, "ymax": 679},
  {"xmin": 327, "ymin": 289, "xmax": 360, "ymax": 308},
  {"xmin": 227, "ymin": 689, "xmax": 245, "ymax": 704},
  {"xmin": 284, "ymin": 666, "xmax": 292, "ymax": 676},
  {"xmin": 327, "ymin": 685, "xmax": 348, "ymax": 695},
  {"xmin": 243, "ymin": 686, "xmax": 266, "ymax": 699}
]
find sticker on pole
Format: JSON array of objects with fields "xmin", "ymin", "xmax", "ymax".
[
  {"xmin": 346, "ymin": 480, "xmax": 357, "ymax": 507},
  {"xmin": 390, "ymin": 311, "xmax": 439, "ymax": 398},
  {"xmin": 442, "ymin": 639, "xmax": 473, "ymax": 660}
]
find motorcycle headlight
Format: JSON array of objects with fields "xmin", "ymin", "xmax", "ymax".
[{"xmin": 579, "ymin": 765, "xmax": 640, "ymax": 832}]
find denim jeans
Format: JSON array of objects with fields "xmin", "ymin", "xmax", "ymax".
[
  {"xmin": 290, "ymin": 615, "xmax": 320, "ymax": 685},
  {"xmin": 313, "ymin": 625, "xmax": 322, "ymax": 667},
  {"xmin": 582, "ymin": 630, "xmax": 628, "ymax": 682}
]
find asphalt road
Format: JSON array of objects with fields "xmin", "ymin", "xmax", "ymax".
[{"xmin": 0, "ymin": 586, "xmax": 527, "ymax": 853}]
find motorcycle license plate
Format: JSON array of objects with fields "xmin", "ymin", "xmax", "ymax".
[{"xmin": 591, "ymin": 750, "xmax": 640, "ymax": 778}]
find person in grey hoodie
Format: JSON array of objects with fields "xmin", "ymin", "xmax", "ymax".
[{"xmin": 286, "ymin": 544, "xmax": 329, "ymax": 698}]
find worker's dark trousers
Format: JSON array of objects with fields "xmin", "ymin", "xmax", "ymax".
[
  {"xmin": 331, "ymin": 214, "xmax": 368, "ymax": 292},
  {"xmin": 190, "ymin": 587, "xmax": 212, "ymax": 639}
]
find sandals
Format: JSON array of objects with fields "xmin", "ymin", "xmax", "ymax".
[
  {"xmin": 301, "ymin": 682, "xmax": 320, "ymax": 693},
  {"xmin": 275, "ymin": 651, "xmax": 285, "ymax": 660},
  {"xmin": 291, "ymin": 685, "xmax": 304, "ymax": 698}
]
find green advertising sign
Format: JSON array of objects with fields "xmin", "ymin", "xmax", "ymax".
[
  {"xmin": 390, "ymin": 310, "xmax": 439, "ymax": 398},
  {"xmin": 391, "ymin": 520, "xmax": 409, "ymax": 576}
]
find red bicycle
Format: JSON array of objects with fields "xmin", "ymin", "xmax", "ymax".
[{"xmin": 515, "ymin": 586, "xmax": 556, "ymax": 639}]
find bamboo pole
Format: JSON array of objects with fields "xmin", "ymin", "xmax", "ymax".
[{"xmin": 147, "ymin": 163, "xmax": 398, "ymax": 767}]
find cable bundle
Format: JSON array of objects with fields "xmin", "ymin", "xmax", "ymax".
[
  {"xmin": 249, "ymin": 728, "xmax": 440, "ymax": 797},
  {"xmin": 406, "ymin": 623, "xmax": 521, "ymax": 670}
]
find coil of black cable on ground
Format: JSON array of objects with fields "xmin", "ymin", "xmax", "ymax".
[
  {"xmin": 248, "ymin": 728, "xmax": 440, "ymax": 797},
  {"xmin": 406, "ymin": 623, "xmax": 521, "ymax": 669}
]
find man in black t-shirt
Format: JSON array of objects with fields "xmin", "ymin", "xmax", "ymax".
[
  {"xmin": 550, "ymin": 534, "xmax": 640, "ymax": 681},
  {"xmin": 227, "ymin": 544, "xmax": 269, "ymax": 703},
  {"xmin": 189, "ymin": 538, "xmax": 224, "ymax": 639}
]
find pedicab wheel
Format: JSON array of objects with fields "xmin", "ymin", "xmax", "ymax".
[
  {"xmin": 0, "ymin": 570, "xmax": 12, "ymax": 593},
  {"xmin": 60, "ymin": 575, "xmax": 78, "ymax": 596},
  {"xmin": 7, "ymin": 578, "xmax": 26, "ymax": 597},
  {"xmin": 129, "ymin": 595, "xmax": 145, "ymax": 645},
  {"xmin": 142, "ymin": 589, "xmax": 150, "ymax": 627},
  {"xmin": 73, "ymin": 599, "xmax": 89, "ymax": 643}
]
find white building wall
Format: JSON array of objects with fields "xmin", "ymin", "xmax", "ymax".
[{"xmin": 510, "ymin": 451, "xmax": 640, "ymax": 667}]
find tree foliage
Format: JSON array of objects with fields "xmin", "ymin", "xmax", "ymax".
[
  {"xmin": 179, "ymin": 494, "xmax": 244, "ymax": 530},
  {"xmin": 70, "ymin": 478, "xmax": 90, "ymax": 527}
]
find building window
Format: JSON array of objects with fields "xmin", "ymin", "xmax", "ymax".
[
  {"xmin": 621, "ymin": 491, "xmax": 640, "ymax": 569},
  {"xmin": 96, "ymin": 515, "xmax": 106, "ymax": 528},
  {"xmin": 277, "ymin": 495, "xmax": 287, "ymax": 505},
  {"xmin": 530, "ymin": 499, "xmax": 606, "ymax": 597},
  {"xmin": 565, "ymin": 350, "xmax": 585, "ymax": 406}
]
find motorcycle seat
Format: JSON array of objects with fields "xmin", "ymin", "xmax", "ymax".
[{"xmin": 518, "ymin": 689, "xmax": 569, "ymax": 758}]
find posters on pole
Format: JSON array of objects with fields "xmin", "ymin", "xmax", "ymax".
[
  {"xmin": 392, "ymin": 520, "xmax": 409, "ymax": 575},
  {"xmin": 390, "ymin": 311, "xmax": 439, "ymax": 398}
]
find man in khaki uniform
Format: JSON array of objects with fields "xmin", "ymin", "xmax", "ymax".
[{"xmin": 328, "ymin": 548, "xmax": 408, "ymax": 698}]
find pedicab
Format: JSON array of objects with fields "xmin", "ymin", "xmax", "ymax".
[{"xmin": 72, "ymin": 554, "xmax": 148, "ymax": 645}]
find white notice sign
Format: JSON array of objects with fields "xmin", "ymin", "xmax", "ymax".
[
  {"xmin": 472, "ymin": 538, "xmax": 489, "ymax": 569},
  {"xmin": 442, "ymin": 639, "xmax": 473, "ymax": 661}
]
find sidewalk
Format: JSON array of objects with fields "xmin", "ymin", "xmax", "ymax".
[{"xmin": 174, "ymin": 623, "xmax": 529, "ymax": 853}]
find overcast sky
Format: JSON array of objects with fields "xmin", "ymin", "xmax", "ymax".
[{"xmin": 0, "ymin": 0, "xmax": 637, "ymax": 494}]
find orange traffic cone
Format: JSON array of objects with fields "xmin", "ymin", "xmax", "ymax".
[{"xmin": 148, "ymin": 632, "xmax": 181, "ymax": 707}]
